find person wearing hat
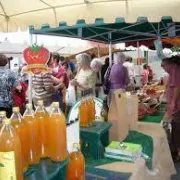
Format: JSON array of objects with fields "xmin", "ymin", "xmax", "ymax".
[{"xmin": 0, "ymin": 53, "xmax": 22, "ymax": 117}]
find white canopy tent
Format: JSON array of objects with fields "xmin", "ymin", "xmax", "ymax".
[{"xmin": 0, "ymin": 0, "xmax": 180, "ymax": 32}]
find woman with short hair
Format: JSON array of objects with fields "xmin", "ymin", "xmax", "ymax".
[
  {"xmin": 71, "ymin": 53, "xmax": 97, "ymax": 98},
  {"xmin": 109, "ymin": 52, "xmax": 130, "ymax": 91}
]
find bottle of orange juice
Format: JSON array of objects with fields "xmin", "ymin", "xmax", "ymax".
[
  {"xmin": 23, "ymin": 103, "xmax": 41, "ymax": 165},
  {"xmin": 90, "ymin": 89, "xmax": 96, "ymax": 124},
  {"xmin": 10, "ymin": 107, "xmax": 29, "ymax": 172},
  {"xmin": 0, "ymin": 118, "xmax": 23, "ymax": 180},
  {"xmin": 48, "ymin": 102, "xmax": 68, "ymax": 162},
  {"xmin": 79, "ymin": 92, "xmax": 89, "ymax": 127},
  {"xmin": 66, "ymin": 143, "xmax": 85, "ymax": 180},
  {"xmin": 35, "ymin": 100, "xmax": 49, "ymax": 158},
  {"xmin": 86, "ymin": 90, "xmax": 91, "ymax": 125}
]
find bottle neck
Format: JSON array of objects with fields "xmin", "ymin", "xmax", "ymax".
[
  {"xmin": 11, "ymin": 112, "xmax": 22, "ymax": 122},
  {"xmin": 51, "ymin": 107, "xmax": 62, "ymax": 115},
  {"xmin": 24, "ymin": 108, "xmax": 35, "ymax": 117},
  {"xmin": 35, "ymin": 105, "xmax": 45, "ymax": 113},
  {"xmin": 72, "ymin": 146, "xmax": 80, "ymax": 153},
  {"xmin": 0, "ymin": 122, "xmax": 12, "ymax": 135}
]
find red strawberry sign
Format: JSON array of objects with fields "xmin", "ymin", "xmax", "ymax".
[{"xmin": 23, "ymin": 45, "xmax": 50, "ymax": 74}]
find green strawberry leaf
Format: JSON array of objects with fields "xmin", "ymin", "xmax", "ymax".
[
  {"xmin": 0, "ymin": 163, "xmax": 4, "ymax": 167},
  {"xmin": 30, "ymin": 44, "xmax": 43, "ymax": 52}
]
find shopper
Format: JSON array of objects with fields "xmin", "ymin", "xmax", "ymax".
[
  {"xmin": 147, "ymin": 65, "xmax": 153, "ymax": 83},
  {"xmin": 71, "ymin": 53, "xmax": 97, "ymax": 98},
  {"xmin": 91, "ymin": 58, "xmax": 103, "ymax": 97},
  {"xmin": 123, "ymin": 56, "xmax": 136, "ymax": 85},
  {"xmin": 141, "ymin": 64, "xmax": 149, "ymax": 86},
  {"xmin": 101, "ymin": 57, "xmax": 109, "ymax": 83},
  {"xmin": 0, "ymin": 53, "xmax": 21, "ymax": 117},
  {"xmin": 109, "ymin": 52, "xmax": 130, "ymax": 92},
  {"xmin": 161, "ymin": 55, "xmax": 180, "ymax": 161}
]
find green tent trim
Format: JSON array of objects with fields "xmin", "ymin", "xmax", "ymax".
[{"xmin": 30, "ymin": 16, "xmax": 180, "ymax": 44}]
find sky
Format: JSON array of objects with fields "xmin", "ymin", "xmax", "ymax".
[{"xmin": 0, "ymin": 30, "xmax": 125, "ymax": 49}]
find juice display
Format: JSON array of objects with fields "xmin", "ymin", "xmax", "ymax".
[
  {"xmin": 66, "ymin": 143, "xmax": 85, "ymax": 180},
  {"xmin": 35, "ymin": 100, "xmax": 49, "ymax": 158},
  {"xmin": 79, "ymin": 92, "xmax": 89, "ymax": 127},
  {"xmin": 10, "ymin": 107, "xmax": 29, "ymax": 172},
  {"xmin": 0, "ymin": 118, "xmax": 23, "ymax": 180},
  {"xmin": 23, "ymin": 103, "xmax": 40, "ymax": 165},
  {"xmin": 48, "ymin": 102, "xmax": 68, "ymax": 162}
]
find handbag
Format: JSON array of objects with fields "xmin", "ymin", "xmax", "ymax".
[{"xmin": 103, "ymin": 65, "xmax": 112, "ymax": 94}]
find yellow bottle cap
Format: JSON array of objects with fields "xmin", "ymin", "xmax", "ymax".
[
  {"xmin": 73, "ymin": 143, "xmax": 80, "ymax": 150},
  {"xmin": 0, "ymin": 111, "xmax": 6, "ymax": 117},
  {"xmin": 12, "ymin": 107, "xmax": 20, "ymax": 113},
  {"xmin": 37, "ymin": 100, "xmax": 44, "ymax": 106},
  {"xmin": 2, "ymin": 118, "xmax": 11, "ymax": 125},
  {"xmin": 53, "ymin": 102, "xmax": 59, "ymax": 108},
  {"xmin": 26, "ymin": 103, "xmax": 32, "ymax": 109}
]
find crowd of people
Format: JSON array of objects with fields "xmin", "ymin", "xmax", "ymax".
[{"xmin": 0, "ymin": 51, "xmax": 155, "ymax": 118}]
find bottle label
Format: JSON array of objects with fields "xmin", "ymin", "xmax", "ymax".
[{"xmin": 0, "ymin": 151, "xmax": 17, "ymax": 180}]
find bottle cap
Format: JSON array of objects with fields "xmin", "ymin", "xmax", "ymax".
[
  {"xmin": 0, "ymin": 111, "xmax": 6, "ymax": 117},
  {"xmin": 2, "ymin": 118, "xmax": 11, "ymax": 125},
  {"xmin": 37, "ymin": 100, "xmax": 44, "ymax": 106},
  {"xmin": 53, "ymin": 102, "xmax": 59, "ymax": 108},
  {"xmin": 12, "ymin": 107, "xmax": 20, "ymax": 113},
  {"xmin": 73, "ymin": 143, "xmax": 80, "ymax": 150},
  {"xmin": 26, "ymin": 103, "xmax": 32, "ymax": 109}
]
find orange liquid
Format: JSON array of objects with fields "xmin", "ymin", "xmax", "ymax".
[
  {"xmin": 0, "ymin": 125, "xmax": 23, "ymax": 180},
  {"xmin": 11, "ymin": 119, "xmax": 30, "ymax": 172},
  {"xmin": 24, "ymin": 115, "xmax": 41, "ymax": 165},
  {"xmin": 48, "ymin": 113, "xmax": 68, "ymax": 162},
  {"xmin": 35, "ymin": 111, "xmax": 49, "ymax": 158},
  {"xmin": 67, "ymin": 151, "xmax": 85, "ymax": 180},
  {"xmin": 91, "ymin": 99, "xmax": 96, "ymax": 123},
  {"xmin": 79, "ymin": 102, "xmax": 89, "ymax": 127}
]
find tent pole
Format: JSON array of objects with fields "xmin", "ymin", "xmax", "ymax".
[
  {"xmin": 28, "ymin": 33, "xmax": 33, "ymax": 104},
  {"xmin": 109, "ymin": 33, "xmax": 112, "ymax": 65},
  {"xmin": 137, "ymin": 41, "xmax": 141, "ymax": 76}
]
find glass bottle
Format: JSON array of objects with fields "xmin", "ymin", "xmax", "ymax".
[
  {"xmin": 90, "ymin": 89, "xmax": 96, "ymax": 124},
  {"xmin": 0, "ymin": 118, "xmax": 23, "ymax": 180},
  {"xmin": 23, "ymin": 103, "xmax": 40, "ymax": 165},
  {"xmin": 48, "ymin": 102, "xmax": 68, "ymax": 162},
  {"xmin": 101, "ymin": 98, "xmax": 109, "ymax": 122},
  {"xmin": 79, "ymin": 92, "xmax": 89, "ymax": 127},
  {"xmin": 66, "ymin": 143, "xmax": 85, "ymax": 180},
  {"xmin": 10, "ymin": 107, "xmax": 29, "ymax": 172},
  {"xmin": 35, "ymin": 100, "xmax": 49, "ymax": 158}
]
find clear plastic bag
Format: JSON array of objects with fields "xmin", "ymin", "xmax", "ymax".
[{"xmin": 65, "ymin": 84, "xmax": 76, "ymax": 106}]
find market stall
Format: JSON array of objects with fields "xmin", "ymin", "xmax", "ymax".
[{"xmin": 0, "ymin": 1, "xmax": 179, "ymax": 179}]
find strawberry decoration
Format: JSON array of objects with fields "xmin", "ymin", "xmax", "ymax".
[{"xmin": 23, "ymin": 45, "xmax": 50, "ymax": 74}]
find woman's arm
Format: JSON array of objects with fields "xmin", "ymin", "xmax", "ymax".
[
  {"xmin": 51, "ymin": 75, "xmax": 65, "ymax": 85},
  {"xmin": 73, "ymin": 80, "xmax": 89, "ymax": 90}
]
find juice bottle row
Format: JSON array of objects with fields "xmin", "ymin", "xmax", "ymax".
[
  {"xmin": 79, "ymin": 89, "xmax": 96, "ymax": 127},
  {"xmin": 0, "ymin": 101, "xmax": 85, "ymax": 180}
]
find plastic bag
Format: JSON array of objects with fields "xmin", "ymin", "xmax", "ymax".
[{"xmin": 65, "ymin": 84, "xmax": 76, "ymax": 106}]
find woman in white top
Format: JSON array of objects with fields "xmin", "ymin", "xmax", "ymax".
[
  {"xmin": 71, "ymin": 53, "xmax": 97, "ymax": 98},
  {"xmin": 123, "ymin": 56, "xmax": 136, "ymax": 85}
]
